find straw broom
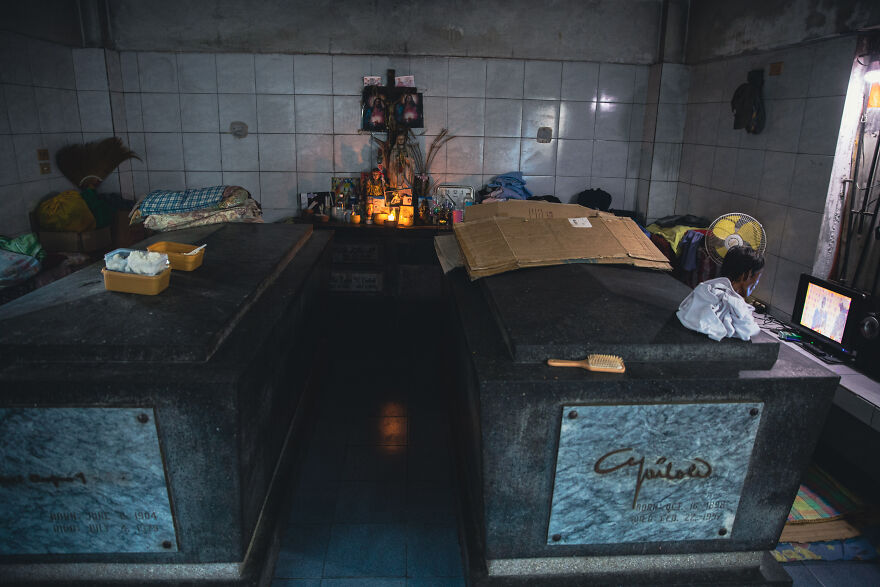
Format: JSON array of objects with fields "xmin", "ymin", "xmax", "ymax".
[{"xmin": 55, "ymin": 137, "xmax": 141, "ymax": 189}]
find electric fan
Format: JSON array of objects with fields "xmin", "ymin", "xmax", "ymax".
[{"xmin": 704, "ymin": 212, "xmax": 767, "ymax": 265}]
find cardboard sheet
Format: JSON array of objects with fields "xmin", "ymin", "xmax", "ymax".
[{"xmin": 452, "ymin": 202, "xmax": 671, "ymax": 279}]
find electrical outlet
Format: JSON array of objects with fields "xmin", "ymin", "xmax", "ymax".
[
  {"xmin": 769, "ymin": 62, "xmax": 783, "ymax": 76},
  {"xmin": 37, "ymin": 149, "xmax": 49, "ymax": 161},
  {"xmin": 39, "ymin": 162, "xmax": 51, "ymax": 175}
]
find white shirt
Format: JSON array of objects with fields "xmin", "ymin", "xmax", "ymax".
[{"xmin": 676, "ymin": 277, "xmax": 760, "ymax": 341}]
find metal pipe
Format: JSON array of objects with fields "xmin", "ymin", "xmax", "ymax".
[
  {"xmin": 851, "ymin": 130, "xmax": 880, "ymax": 287},
  {"xmin": 839, "ymin": 125, "xmax": 864, "ymax": 282}
]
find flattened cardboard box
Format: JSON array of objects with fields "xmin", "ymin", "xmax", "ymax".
[{"xmin": 453, "ymin": 201, "xmax": 671, "ymax": 279}]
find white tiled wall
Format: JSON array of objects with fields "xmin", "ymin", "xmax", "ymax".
[
  {"xmin": 112, "ymin": 52, "xmax": 650, "ymax": 221},
  {"xmin": 0, "ymin": 34, "xmax": 116, "ymax": 236},
  {"xmin": 678, "ymin": 35, "xmax": 857, "ymax": 315},
  {"xmin": 1, "ymin": 35, "xmax": 652, "ymax": 233}
]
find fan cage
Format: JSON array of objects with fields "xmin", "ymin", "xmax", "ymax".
[{"xmin": 704, "ymin": 212, "xmax": 767, "ymax": 265}]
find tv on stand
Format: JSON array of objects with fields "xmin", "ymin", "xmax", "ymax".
[{"xmin": 789, "ymin": 273, "xmax": 880, "ymax": 374}]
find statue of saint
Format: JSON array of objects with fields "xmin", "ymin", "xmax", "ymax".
[{"xmin": 387, "ymin": 134, "xmax": 414, "ymax": 195}]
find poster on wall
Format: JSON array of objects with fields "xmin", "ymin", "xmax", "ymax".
[{"xmin": 361, "ymin": 88, "xmax": 424, "ymax": 132}]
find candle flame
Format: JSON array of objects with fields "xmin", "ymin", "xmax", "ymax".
[{"xmin": 388, "ymin": 212, "xmax": 396, "ymax": 221}]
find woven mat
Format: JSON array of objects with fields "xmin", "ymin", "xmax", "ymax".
[
  {"xmin": 786, "ymin": 464, "xmax": 864, "ymax": 524},
  {"xmin": 777, "ymin": 464, "xmax": 866, "ymax": 548}
]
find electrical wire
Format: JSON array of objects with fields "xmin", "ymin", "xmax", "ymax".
[{"xmin": 757, "ymin": 312, "xmax": 789, "ymax": 333}]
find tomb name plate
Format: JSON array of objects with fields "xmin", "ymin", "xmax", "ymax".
[
  {"xmin": 332, "ymin": 243, "xmax": 382, "ymax": 264},
  {"xmin": 329, "ymin": 270, "xmax": 384, "ymax": 293},
  {"xmin": 547, "ymin": 402, "xmax": 763, "ymax": 545},
  {"xmin": 0, "ymin": 408, "xmax": 178, "ymax": 554}
]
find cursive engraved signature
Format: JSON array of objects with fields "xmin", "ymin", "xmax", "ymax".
[{"xmin": 594, "ymin": 448, "xmax": 712, "ymax": 508}]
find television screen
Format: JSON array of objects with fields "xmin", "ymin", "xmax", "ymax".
[{"xmin": 798, "ymin": 282, "xmax": 852, "ymax": 344}]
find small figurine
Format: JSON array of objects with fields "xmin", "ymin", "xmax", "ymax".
[
  {"xmin": 365, "ymin": 168, "xmax": 385, "ymax": 198},
  {"xmin": 365, "ymin": 168, "xmax": 386, "ymax": 223}
]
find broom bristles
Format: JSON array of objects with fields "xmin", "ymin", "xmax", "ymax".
[{"xmin": 56, "ymin": 137, "xmax": 141, "ymax": 187}]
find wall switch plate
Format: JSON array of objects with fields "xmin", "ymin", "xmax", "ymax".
[
  {"xmin": 37, "ymin": 148, "xmax": 49, "ymax": 161},
  {"xmin": 39, "ymin": 162, "xmax": 51, "ymax": 174},
  {"xmin": 229, "ymin": 121, "xmax": 248, "ymax": 138}
]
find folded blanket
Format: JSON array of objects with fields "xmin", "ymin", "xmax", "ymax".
[
  {"xmin": 132, "ymin": 186, "xmax": 252, "ymax": 224},
  {"xmin": 143, "ymin": 198, "xmax": 262, "ymax": 232},
  {"xmin": 138, "ymin": 185, "xmax": 228, "ymax": 216}
]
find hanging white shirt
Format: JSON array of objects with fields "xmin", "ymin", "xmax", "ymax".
[{"xmin": 676, "ymin": 277, "xmax": 760, "ymax": 341}]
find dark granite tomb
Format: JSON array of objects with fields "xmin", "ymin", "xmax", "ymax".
[
  {"xmin": 447, "ymin": 263, "xmax": 839, "ymax": 586},
  {"xmin": 0, "ymin": 223, "xmax": 331, "ymax": 586}
]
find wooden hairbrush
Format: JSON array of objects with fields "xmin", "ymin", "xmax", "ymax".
[{"xmin": 547, "ymin": 354, "xmax": 626, "ymax": 373}]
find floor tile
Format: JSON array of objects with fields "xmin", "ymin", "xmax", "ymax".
[
  {"xmin": 351, "ymin": 393, "xmax": 409, "ymax": 418},
  {"xmin": 286, "ymin": 481, "xmax": 339, "ymax": 524},
  {"xmin": 342, "ymin": 444, "xmax": 407, "ymax": 481},
  {"xmin": 406, "ymin": 524, "xmax": 464, "ymax": 578},
  {"xmin": 406, "ymin": 579, "xmax": 466, "ymax": 587},
  {"xmin": 802, "ymin": 560, "xmax": 880, "ymax": 586},
  {"xmin": 407, "ymin": 410, "xmax": 450, "ymax": 449},
  {"xmin": 321, "ymin": 579, "xmax": 406, "ymax": 586},
  {"xmin": 406, "ymin": 483, "xmax": 457, "ymax": 524},
  {"xmin": 407, "ymin": 444, "xmax": 453, "ymax": 485},
  {"xmin": 347, "ymin": 416, "xmax": 408, "ymax": 446},
  {"xmin": 274, "ymin": 524, "xmax": 330, "ymax": 579},
  {"xmin": 782, "ymin": 562, "xmax": 822, "ymax": 586},
  {"xmin": 322, "ymin": 523, "xmax": 407, "ymax": 578},
  {"xmin": 334, "ymin": 481, "xmax": 406, "ymax": 523}
]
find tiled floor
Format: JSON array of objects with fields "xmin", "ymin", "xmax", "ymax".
[
  {"xmin": 783, "ymin": 560, "xmax": 880, "ymax": 585},
  {"xmin": 270, "ymin": 299, "xmax": 880, "ymax": 586},
  {"xmin": 271, "ymin": 299, "xmax": 465, "ymax": 586}
]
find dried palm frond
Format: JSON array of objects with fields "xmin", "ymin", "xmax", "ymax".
[
  {"xmin": 425, "ymin": 128, "xmax": 456, "ymax": 176},
  {"xmin": 407, "ymin": 128, "xmax": 427, "ymax": 176},
  {"xmin": 56, "ymin": 137, "xmax": 141, "ymax": 188}
]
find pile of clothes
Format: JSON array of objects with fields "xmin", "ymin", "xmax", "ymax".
[
  {"xmin": 646, "ymin": 214, "xmax": 719, "ymax": 288},
  {"xmin": 0, "ymin": 233, "xmax": 44, "ymax": 289},
  {"xmin": 131, "ymin": 185, "xmax": 262, "ymax": 232},
  {"xmin": 482, "ymin": 172, "xmax": 533, "ymax": 201}
]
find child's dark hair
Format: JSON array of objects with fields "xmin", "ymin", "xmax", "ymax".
[{"xmin": 721, "ymin": 245, "xmax": 764, "ymax": 282}]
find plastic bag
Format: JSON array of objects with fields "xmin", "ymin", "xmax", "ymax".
[
  {"xmin": 37, "ymin": 191, "xmax": 96, "ymax": 232},
  {"xmin": 104, "ymin": 249, "xmax": 168, "ymax": 276},
  {"xmin": 0, "ymin": 233, "xmax": 46, "ymax": 261},
  {"xmin": 79, "ymin": 187, "xmax": 113, "ymax": 228},
  {"xmin": 0, "ymin": 249, "xmax": 41, "ymax": 287}
]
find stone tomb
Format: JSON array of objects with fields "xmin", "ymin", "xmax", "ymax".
[
  {"xmin": 447, "ymin": 263, "xmax": 838, "ymax": 586},
  {"xmin": 0, "ymin": 223, "xmax": 330, "ymax": 585}
]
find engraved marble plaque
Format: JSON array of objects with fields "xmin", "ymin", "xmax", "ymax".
[
  {"xmin": 0, "ymin": 408, "xmax": 178, "ymax": 554},
  {"xmin": 547, "ymin": 402, "xmax": 763, "ymax": 545}
]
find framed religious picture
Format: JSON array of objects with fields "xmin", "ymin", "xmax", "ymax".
[
  {"xmin": 361, "ymin": 89, "xmax": 389, "ymax": 132},
  {"xmin": 393, "ymin": 92, "xmax": 423, "ymax": 129},
  {"xmin": 361, "ymin": 87, "xmax": 424, "ymax": 131},
  {"xmin": 331, "ymin": 177, "xmax": 359, "ymax": 199}
]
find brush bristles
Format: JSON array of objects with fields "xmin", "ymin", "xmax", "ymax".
[
  {"xmin": 56, "ymin": 137, "xmax": 141, "ymax": 187},
  {"xmin": 587, "ymin": 354, "xmax": 625, "ymax": 373}
]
